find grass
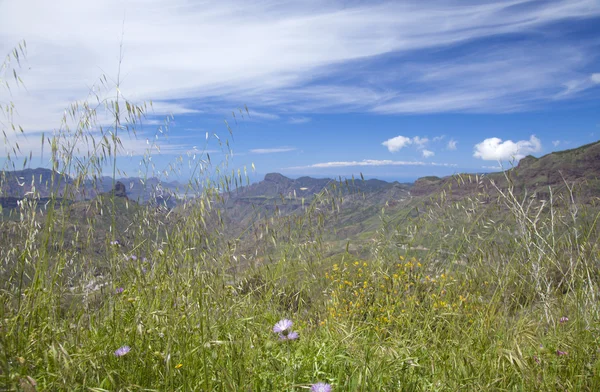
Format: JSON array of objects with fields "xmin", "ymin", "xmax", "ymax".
[{"xmin": 2, "ymin": 44, "xmax": 600, "ymax": 391}]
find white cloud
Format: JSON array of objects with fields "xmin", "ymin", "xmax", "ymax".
[
  {"xmin": 552, "ymin": 140, "xmax": 561, "ymax": 147},
  {"xmin": 291, "ymin": 159, "xmax": 457, "ymax": 169},
  {"xmin": 482, "ymin": 165, "xmax": 502, "ymax": 170},
  {"xmin": 0, "ymin": 0, "xmax": 598, "ymax": 139},
  {"xmin": 473, "ymin": 135, "xmax": 542, "ymax": 161},
  {"xmin": 432, "ymin": 135, "xmax": 445, "ymax": 142},
  {"xmin": 382, "ymin": 136, "xmax": 413, "ymax": 152},
  {"xmin": 592, "ymin": 73, "xmax": 600, "ymax": 84},
  {"xmin": 382, "ymin": 135, "xmax": 431, "ymax": 153},
  {"xmin": 447, "ymin": 139, "xmax": 458, "ymax": 150},
  {"xmin": 422, "ymin": 149, "xmax": 434, "ymax": 158},
  {"xmin": 250, "ymin": 147, "xmax": 296, "ymax": 154}
]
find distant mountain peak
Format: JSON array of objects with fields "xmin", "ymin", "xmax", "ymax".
[
  {"xmin": 113, "ymin": 181, "xmax": 128, "ymax": 198},
  {"xmin": 264, "ymin": 173, "xmax": 291, "ymax": 183}
]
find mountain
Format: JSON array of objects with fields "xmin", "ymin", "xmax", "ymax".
[
  {"xmin": 212, "ymin": 173, "xmax": 414, "ymax": 260},
  {"xmin": 0, "ymin": 168, "xmax": 185, "ymax": 209},
  {"xmin": 411, "ymin": 140, "xmax": 600, "ymax": 200},
  {"xmin": 2, "ymin": 140, "xmax": 599, "ymax": 268},
  {"xmin": 214, "ymin": 141, "xmax": 600, "ymax": 260},
  {"xmin": 0, "ymin": 168, "xmax": 74, "ymax": 198},
  {"xmin": 231, "ymin": 172, "xmax": 410, "ymax": 199}
]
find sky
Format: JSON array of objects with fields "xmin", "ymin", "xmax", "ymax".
[{"xmin": 1, "ymin": 0, "xmax": 599, "ymax": 183}]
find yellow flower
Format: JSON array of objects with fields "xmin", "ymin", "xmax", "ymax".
[{"xmin": 175, "ymin": 363, "xmax": 183, "ymax": 369}]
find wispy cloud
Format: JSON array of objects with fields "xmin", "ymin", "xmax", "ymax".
[
  {"xmin": 288, "ymin": 116, "xmax": 311, "ymax": 124},
  {"xmin": 447, "ymin": 139, "xmax": 458, "ymax": 150},
  {"xmin": 2, "ymin": 128, "xmax": 193, "ymax": 160},
  {"xmin": 1, "ymin": 0, "xmax": 599, "ymax": 140},
  {"xmin": 372, "ymin": 44, "xmax": 600, "ymax": 114},
  {"xmin": 473, "ymin": 135, "xmax": 542, "ymax": 161},
  {"xmin": 422, "ymin": 149, "xmax": 434, "ymax": 158},
  {"xmin": 247, "ymin": 110, "xmax": 280, "ymax": 121},
  {"xmin": 290, "ymin": 159, "xmax": 457, "ymax": 169},
  {"xmin": 412, "ymin": 137, "xmax": 429, "ymax": 148},
  {"xmin": 250, "ymin": 147, "xmax": 296, "ymax": 154}
]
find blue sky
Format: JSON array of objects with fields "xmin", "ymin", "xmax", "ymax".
[{"xmin": 1, "ymin": 0, "xmax": 599, "ymax": 182}]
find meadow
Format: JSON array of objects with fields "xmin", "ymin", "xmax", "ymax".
[{"xmin": 2, "ymin": 44, "xmax": 600, "ymax": 391}]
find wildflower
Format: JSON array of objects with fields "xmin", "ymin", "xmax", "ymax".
[
  {"xmin": 533, "ymin": 355, "xmax": 541, "ymax": 364},
  {"xmin": 273, "ymin": 319, "xmax": 293, "ymax": 335},
  {"xmin": 559, "ymin": 316, "xmax": 569, "ymax": 324},
  {"xmin": 115, "ymin": 287, "xmax": 124, "ymax": 294},
  {"xmin": 273, "ymin": 319, "xmax": 299, "ymax": 340},
  {"xmin": 311, "ymin": 382, "xmax": 332, "ymax": 392},
  {"xmin": 110, "ymin": 240, "xmax": 121, "ymax": 246},
  {"xmin": 175, "ymin": 363, "xmax": 183, "ymax": 369},
  {"xmin": 129, "ymin": 255, "xmax": 137, "ymax": 261},
  {"xmin": 279, "ymin": 331, "xmax": 299, "ymax": 341},
  {"xmin": 114, "ymin": 345, "xmax": 131, "ymax": 357},
  {"xmin": 556, "ymin": 350, "xmax": 568, "ymax": 356}
]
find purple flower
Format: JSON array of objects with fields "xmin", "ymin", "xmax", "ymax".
[
  {"xmin": 556, "ymin": 350, "xmax": 568, "ymax": 356},
  {"xmin": 559, "ymin": 316, "xmax": 569, "ymax": 324},
  {"xmin": 279, "ymin": 331, "xmax": 299, "ymax": 341},
  {"xmin": 533, "ymin": 355, "xmax": 541, "ymax": 364},
  {"xmin": 311, "ymin": 382, "xmax": 332, "ymax": 392},
  {"xmin": 129, "ymin": 255, "xmax": 138, "ymax": 261},
  {"xmin": 273, "ymin": 319, "xmax": 293, "ymax": 335},
  {"xmin": 110, "ymin": 240, "xmax": 121, "ymax": 246},
  {"xmin": 115, "ymin": 287, "xmax": 124, "ymax": 294},
  {"xmin": 114, "ymin": 345, "xmax": 131, "ymax": 357}
]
